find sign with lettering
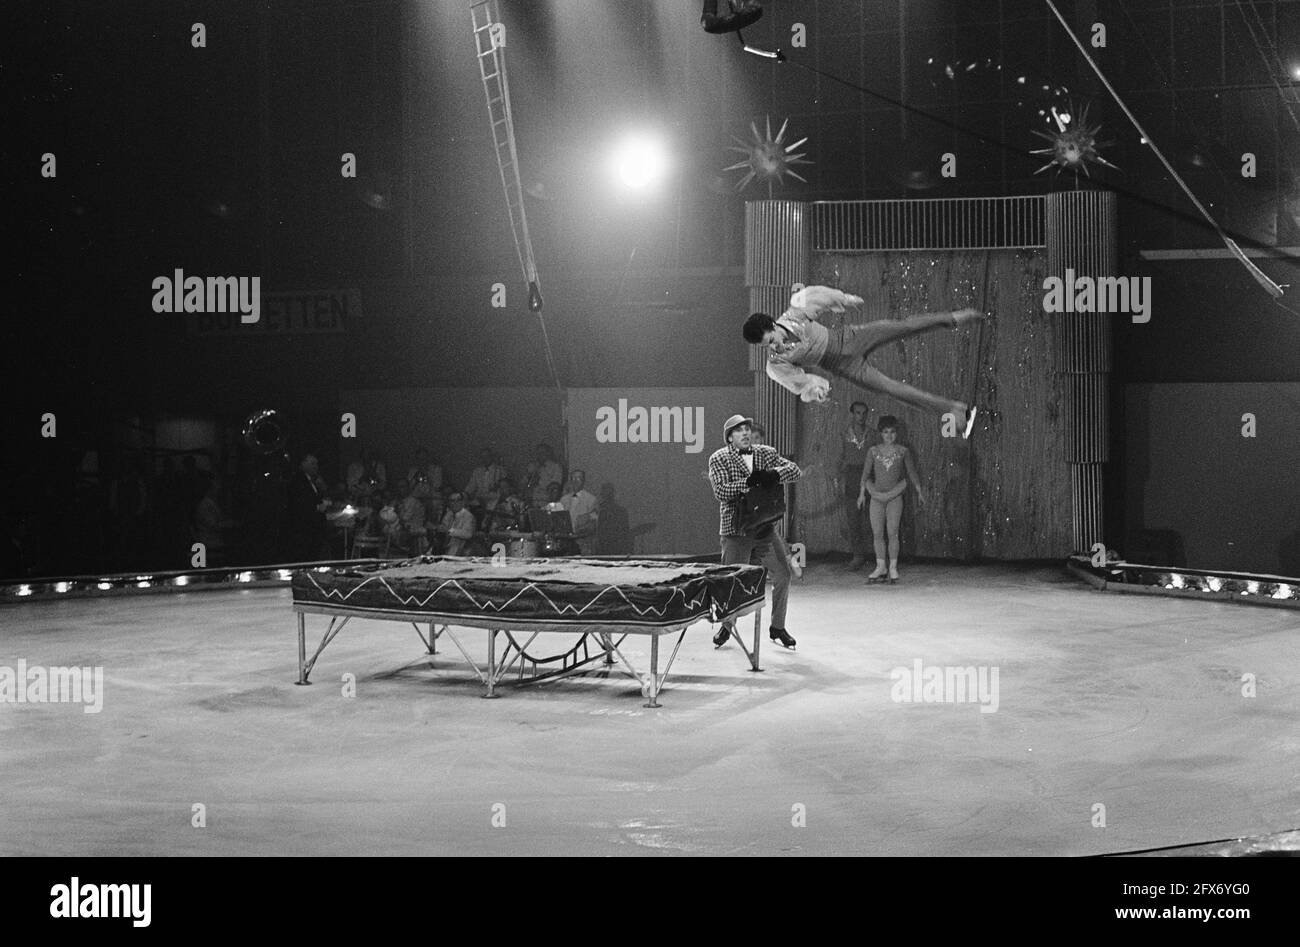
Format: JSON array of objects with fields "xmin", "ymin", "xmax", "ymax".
[{"xmin": 187, "ymin": 289, "xmax": 359, "ymax": 335}]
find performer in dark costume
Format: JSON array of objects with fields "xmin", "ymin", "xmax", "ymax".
[{"xmin": 743, "ymin": 285, "xmax": 986, "ymax": 438}]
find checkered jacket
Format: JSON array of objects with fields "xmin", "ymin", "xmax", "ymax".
[{"xmin": 707, "ymin": 443, "xmax": 801, "ymax": 537}]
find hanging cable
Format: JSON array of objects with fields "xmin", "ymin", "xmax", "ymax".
[{"xmin": 1044, "ymin": 0, "xmax": 1284, "ymax": 299}]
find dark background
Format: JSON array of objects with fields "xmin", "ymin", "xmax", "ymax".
[{"xmin": 7, "ymin": 0, "xmax": 1300, "ymax": 575}]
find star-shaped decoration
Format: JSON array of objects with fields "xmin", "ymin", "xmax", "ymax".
[
  {"xmin": 1031, "ymin": 102, "xmax": 1117, "ymax": 177},
  {"xmin": 723, "ymin": 116, "xmax": 812, "ymax": 192}
]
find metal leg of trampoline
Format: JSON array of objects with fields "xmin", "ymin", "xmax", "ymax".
[
  {"xmin": 726, "ymin": 606, "xmax": 764, "ymax": 673},
  {"xmin": 643, "ymin": 633, "xmax": 661, "ymax": 708},
  {"xmin": 483, "ymin": 629, "xmax": 499, "ymax": 698},
  {"xmin": 412, "ymin": 621, "xmax": 442, "ymax": 657},
  {"xmin": 295, "ymin": 612, "xmax": 310, "ymax": 685}
]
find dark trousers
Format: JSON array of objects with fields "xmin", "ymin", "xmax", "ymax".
[
  {"xmin": 720, "ymin": 531, "xmax": 790, "ymax": 630},
  {"xmin": 843, "ymin": 465, "xmax": 869, "ymax": 556}
]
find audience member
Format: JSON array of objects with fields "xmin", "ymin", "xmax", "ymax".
[
  {"xmin": 396, "ymin": 479, "xmax": 429, "ymax": 554},
  {"xmin": 560, "ymin": 469, "xmax": 599, "ymax": 555},
  {"xmin": 346, "ymin": 446, "xmax": 387, "ymax": 497},
  {"xmin": 407, "ymin": 447, "xmax": 443, "ymax": 500},
  {"xmin": 285, "ymin": 452, "xmax": 329, "ymax": 561},
  {"xmin": 483, "ymin": 479, "xmax": 527, "ymax": 532},
  {"xmin": 464, "ymin": 448, "xmax": 506, "ymax": 504},
  {"xmin": 435, "ymin": 491, "xmax": 476, "ymax": 555},
  {"xmin": 523, "ymin": 443, "xmax": 564, "ymax": 506},
  {"xmin": 543, "ymin": 481, "xmax": 565, "ymax": 513}
]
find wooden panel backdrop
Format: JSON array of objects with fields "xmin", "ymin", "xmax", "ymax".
[{"xmin": 791, "ymin": 248, "xmax": 1072, "ymax": 559}]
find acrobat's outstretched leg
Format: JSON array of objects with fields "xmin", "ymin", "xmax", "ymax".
[
  {"xmin": 701, "ymin": 0, "xmax": 764, "ymax": 35},
  {"xmin": 850, "ymin": 364, "xmax": 966, "ymax": 421},
  {"xmin": 842, "ymin": 308, "xmax": 986, "ymax": 360}
]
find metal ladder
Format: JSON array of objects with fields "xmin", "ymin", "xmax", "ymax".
[{"xmin": 470, "ymin": 0, "xmax": 543, "ymax": 312}]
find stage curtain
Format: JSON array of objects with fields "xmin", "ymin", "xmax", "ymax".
[{"xmin": 792, "ymin": 249, "xmax": 1072, "ymax": 559}]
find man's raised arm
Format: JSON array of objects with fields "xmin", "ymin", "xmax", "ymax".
[
  {"xmin": 785, "ymin": 285, "xmax": 864, "ymax": 321},
  {"xmin": 765, "ymin": 358, "xmax": 831, "ymax": 403}
]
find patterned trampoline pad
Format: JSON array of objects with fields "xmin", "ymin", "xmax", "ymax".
[{"xmin": 292, "ymin": 556, "xmax": 766, "ymax": 627}]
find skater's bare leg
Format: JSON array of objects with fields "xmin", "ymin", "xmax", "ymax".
[
  {"xmin": 885, "ymin": 495, "xmax": 903, "ymax": 579},
  {"xmin": 867, "ymin": 497, "xmax": 888, "ymax": 579}
]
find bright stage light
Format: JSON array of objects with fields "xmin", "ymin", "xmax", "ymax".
[{"xmin": 612, "ymin": 134, "xmax": 670, "ymax": 191}]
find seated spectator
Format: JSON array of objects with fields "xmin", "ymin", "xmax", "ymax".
[
  {"xmin": 396, "ymin": 479, "xmax": 429, "ymax": 554},
  {"xmin": 435, "ymin": 491, "xmax": 476, "ymax": 556},
  {"xmin": 377, "ymin": 492, "xmax": 400, "ymax": 548},
  {"xmin": 346, "ymin": 446, "xmax": 387, "ymax": 498},
  {"xmin": 354, "ymin": 493, "xmax": 387, "ymax": 541},
  {"xmin": 464, "ymin": 448, "xmax": 506, "ymax": 505},
  {"xmin": 523, "ymin": 443, "xmax": 564, "ymax": 506},
  {"xmin": 407, "ymin": 447, "xmax": 443, "ymax": 499},
  {"xmin": 427, "ymin": 486, "xmax": 448, "ymax": 527},
  {"xmin": 560, "ymin": 470, "xmax": 599, "ymax": 555},
  {"xmin": 543, "ymin": 481, "xmax": 565, "ymax": 513},
  {"xmin": 482, "ymin": 479, "xmax": 527, "ymax": 532}
]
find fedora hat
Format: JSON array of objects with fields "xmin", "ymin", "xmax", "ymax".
[{"xmin": 722, "ymin": 414, "xmax": 754, "ymax": 442}]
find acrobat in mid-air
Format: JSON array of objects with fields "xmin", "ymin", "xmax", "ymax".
[{"xmin": 742, "ymin": 285, "xmax": 986, "ymax": 438}]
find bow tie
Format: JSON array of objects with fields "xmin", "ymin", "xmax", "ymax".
[{"xmin": 737, "ymin": 449, "xmax": 753, "ymax": 455}]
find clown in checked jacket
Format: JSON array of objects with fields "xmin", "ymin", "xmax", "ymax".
[{"xmin": 707, "ymin": 432, "xmax": 800, "ymax": 537}]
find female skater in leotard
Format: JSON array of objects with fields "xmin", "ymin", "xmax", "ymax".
[{"xmin": 856, "ymin": 415, "xmax": 925, "ymax": 583}]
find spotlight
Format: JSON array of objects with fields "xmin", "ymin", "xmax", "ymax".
[
  {"xmin": 54, "ymin": 582, "xmax": 70, "ymax": 594},
  {"xmin": 277, "ymin": 570, "xmax": 293, "ymax": 580},
  {"xmin": 612, "ymin": 134, "xmax": 670, "ymax": 191},
  {"xmin": 98, "ymin": 581, "xmax": 112, "ymax": 591},
  {"xmin": 237, "ymin": 572, "xmax": 253, "ymax": 583},
  {"xmin": 174, "ymin": 576, "xmax": 190, "ymax": 587},
  {"xmin": 17, "ymin": 584, "xmax": 32, "ymax": 597}
]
